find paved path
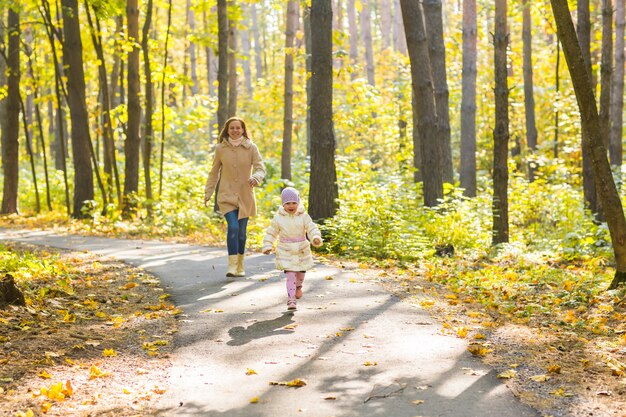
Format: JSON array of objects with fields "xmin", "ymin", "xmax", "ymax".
[{"xmin": 0, "ymin": 229, "xmax": 538, "ymax": 417}]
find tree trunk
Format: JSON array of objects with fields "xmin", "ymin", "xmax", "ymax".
[
  {"xmin": 240, "ymin": 4, "xmax": 253, "ymax": 93},
  {"xmin": 251, "ymin": 3, "xmax": 263, "ymax": 80},
  {"xmin": 110, "ymin": 16, "xmax": 122, "ymax": 109},
  {"xmin": 577, "ymin": 0, "xmax": 598, "ymax": 215},
  {"xmin": 227, "ymin": 2, "xmax": 238, "ymax": 118},
  {"xmin": 394, "ymin": 0, "xmax": 407, "ymax": 55},
  {"xmin": 282, "ymin": 0, "xmax": 299, "ymax": 181},
  {"xmin": 159, "ymin": 0, "xmax": 173, "ymax": 196},
  {"xmin": 1, "ymin": 8, "xmax": 20, "ymax": 215},
  {"xmin": 143, "ymin": 0, "xmax": 155, "ymax": 216},
  {"xmin": 553, "ymin": 36, "xmax": 561, "ymax": 158},
  {"xmin": 460, "ymin": 0, "xmax": 477, "ymax": 197},
  {"xmin": 188, "ymin": 0, "xmax": 199, "ymax": 96},
  {"xmin": 61, "ymin": 0, "xmax": 95, "ymax": 218},
  {"xmin": 550, "ymin": 0, "xmax": 626, "ymax": 290},
  {"xmin": 0, "ymin": 274, "xmax": 25, "ymax": 308},
  {"xmin": 599, "ymin": 0, "xmax": 612, "ymax": 151},
  {"xmin": 217, "ymin": 0, "xmax": 229, "ymax": 128},
  {"xmin": 381, "ymin": 0, "xmax": 392, "ymax": 50},
  {"xmin": 423, "ymin": 0, "xmax": 452, "ymax": 184},
  {"xmin": 610, "ymin": 0, "xmax": 625, "ymax": 167},
  {"xmin": 522, "ymin": 0, "xmax": 538, "ymax": 182},
  {"xmin": 361, "ymin": 0, "xmax": 375, "ymax": 86},
  {"xmin": 304, "ymin": 4, "xmax": 312, "ymax": 156},
  {"xmin": 124, "ymin": 0, "xmax": 141, "ymax": 216},
  {"xmin": 309, "ymin": 0, "xmax": 338, "ymax": 221},
  {"xmin": 203, "ymin": 10, "xmax": 216, "ymax": 97},
  {"xmin": 400, "ymin": 0, "xmax": 443, "ymax": 207},
  {"xmin": 347, "ymin": 0, "xmax": 358, "ymax": 80},
  {"xmin": 492, "ymin": 0, "xmax": 509, "ymax": 244}
]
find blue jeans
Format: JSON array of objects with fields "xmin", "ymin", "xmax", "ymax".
[{"xmin": 224, "ymin": 210, "xmax": 248, "ymax": 255}]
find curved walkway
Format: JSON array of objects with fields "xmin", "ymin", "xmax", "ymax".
[{"xmin": 0, "ymin": 229, "xmax": 538, "ymax": 417}]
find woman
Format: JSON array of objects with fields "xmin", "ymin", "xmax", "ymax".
[{"xmin": 204, "ymin": 116, "xmax": 266, "ymax": 277}]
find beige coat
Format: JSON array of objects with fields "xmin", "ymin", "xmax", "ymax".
[
  {"xmin": 262, "ymin": 205, "xmax": 323, "ymax": 271},
  {"xmin": 204, "ymin": 138, "xmax": 265, "ymax": 219}
]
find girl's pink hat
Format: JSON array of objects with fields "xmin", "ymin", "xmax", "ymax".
[{"xmin": 281, "ymin": 187, "xmax": 300, "ymax": 205}]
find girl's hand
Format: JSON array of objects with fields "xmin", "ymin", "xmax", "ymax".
[
  {"xmin": 312, "ymin": 237, "xmax": 322, "ymax": 247},
  {"xmin": 248, "ymin": 177, "xmax": 259, "ymax": 187}
]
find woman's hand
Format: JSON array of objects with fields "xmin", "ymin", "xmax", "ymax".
[{"xmin": 248, "ymin": 177, "xmax": 259, "ymax": 187}]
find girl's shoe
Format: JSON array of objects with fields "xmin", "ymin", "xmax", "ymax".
[
  {"xmin": 287, "ymin": 300, "xmax": 297, "ymax": 310},
  {"xmin": 295, "ymin": 286, "xmax": 303, "ymax": 299}
]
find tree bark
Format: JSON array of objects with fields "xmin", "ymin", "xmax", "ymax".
[
  {"xmin": 599, "ymin": 0, "xmax": 612, "ymax": 151},
  {"xmin": 1, "ymin": 8, "xmax": 20, "ymax": 214},
  {"xmin": 381, "ymin": 0, "xmax": 392, "ymax": 50},
  {"xmin": 217, "ymin": 0, "xmax": 229, "ymax": 128},
  {"xmin": 492, "ymin": 0, "xmax": 509, "ymax": 244},
  {"xmin": 61, "ymin": 0, "xmax": 95, "ymax": 218},
  {"xmin": 309, "ymin": 0, "xmax": 338, "ymax": 221},
  {"xmin": 227, "ymin": 1, "xmax": 238, "ymax": 118},
  {"xmin": 361, "ymin": 0, "xmax": 375, "ymax": 86},
  {"xmin": 304, "ymin": 4, "xmax": 312, "ymax": 155},
  {"xmin": 251, "ymin": 3, "xmax": 263, "ymax": 80},
  {"xmin": 460, "ymin": 0, "xmax": 477, "ymax": 197},
  {"xmin": 400, "ymin": 0, "xmax": 443, "ymax": 207},
  {"xmin": 282, "ymin": 0, "xmax": 299, "ymax": 181},
  {"xmin": 347, "ymin": 0, "xmax": 358, "ymax": 80},
  {"xmin": 188, "ymin": 0, "xmax": 199, "ymax": 96},
  {"xmin": 550, "ymin": 0, "xmax": 626, "ymax": 290},
  {"xmin": 159, "ymin": 0, "xmax": 173, "ymax": 196},
  {"xmin": 124, "ymin": 0, "xmax": 141, "ymax": 216},
  {"xmin": 610, "ymin": 0, "xmax": 625, "ymax": 167},
  {"xmin": 143, "ymin": 0, "xmax": 155, "ymax": 215},
  {"xmin": 394, "ymin": 0, "xmax": 407, "ymax": 55},
  {"xmin": 240, "ymin": 4, "xmax": 253, "ymax": 93},
  {"xmin": 522, "ymin": 0, "xmax": 538, "ymax": 182},
  {"xmin": 423, "ymin": 0, "xmax": 452, "ymax": 184}
]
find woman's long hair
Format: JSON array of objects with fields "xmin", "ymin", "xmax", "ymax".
[{"xmin": 218, "ymin": 117, "xmax": 250, "ymax": 142}]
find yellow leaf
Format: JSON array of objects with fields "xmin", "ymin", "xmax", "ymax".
[
  {"xmin": 246, "ymin": 368, "xmax": 257, "ymax": 375},
  {"xmin": 547, "ymin": 364, "xmax": 561, "ymax": 374},
  {"xmin": 324, "ymin": 276, "xmax": 334, "ymax": 280},
  {"xmin": 269, "ymin": 378, "xmax": 307, "ymax": 387},
  {"xmin": 339, "ymin": 327, "xmax": 355, "ymax": 331},
  {"xmin": 363, "ymin": 361, "xmax": 378, "ymax": 366},
  {"xmin": 467, "ymin": 345, "xmax": 493, "ymax": 357},
  {"xmin": 123, "ymin": 388, "xmax": 132, "ymax": 394},
  {"xmin": 152, "ymin": 386, "xmax": 166, "ymax": 394},
  {"xmin": 89, "ymin": 365, "xmax": 109, "ymax": 379},
  {"xmin": 473, "ymin": 333, "xmax": 486, "ymax": 340},
  {"xmin": 249, "ymin": 396, "xmax": 259, "ymax": 403},
  {"xmin": 420, "ymin": 299, "xmax": 435, "ymax": 308},
  {"xmin": 456, "ymin": 327, "xmax": 469, "ymax": 338},
  {"xmin": 63, "ymin": 313, "xmax": 76, "ymax": 323},
  {"xmin": 41, "ymin": 402, "xmax": 53, "ymax": 413},
  {"xmin": 103, "ymin": 349, "xmax": 117, "ymax": 357},
  {"xmin": 120, "ymin": 282, "xmax": 137, "ymax": 290},
  {"xmin": 497, "ymin": 369, "xmax": 517, "ymax": 379},
  {"xmin": 38, "ymin": 371, "xmax": 52, "ymax": 379},
  {"xmin": 16, "ymin": 410, "xmax": 34, "ymax": 417},
  {"xmin": 530, "ymin": 374, "xmax": 550, "ymax": 382},
  {"xmin": 412, "ymin": 399, "xmax": 425, "ymax": 405}
]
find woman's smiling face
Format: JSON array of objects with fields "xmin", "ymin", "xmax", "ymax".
[{"xmin": 228, "ymin": 120, "xmax": 244, "ymax": 139}]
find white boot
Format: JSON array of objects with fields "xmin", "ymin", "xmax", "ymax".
[
  {"xmin": 226, "ymin": 255, "xmax": 238, "ymax": 277},
  {"xmin": 235, "ymin": 254, "xmax": 245, "ymax": 277}
]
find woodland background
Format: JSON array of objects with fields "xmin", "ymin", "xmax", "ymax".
[{"xmin": 1, "ymin": 0, "xmax": 626, "ymax": 415}]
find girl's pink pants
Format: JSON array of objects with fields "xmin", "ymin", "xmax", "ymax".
[{"xmin": 285, "ymin": 271, "xmax": 305, "ymax": 301}]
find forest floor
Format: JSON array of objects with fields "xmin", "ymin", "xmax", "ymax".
[{"xmin": 0, "ymin": 224, "xmax": 625, "ymax": 416}]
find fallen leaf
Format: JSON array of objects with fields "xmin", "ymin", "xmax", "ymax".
[
  {"xmin": 89, "ymin": 365, "xmax": 109, "ymax": 379},
  {"xmin": 269, "ymin": 378, "xmax": 307, "ymax": 387},
  {"xmin": 547, "ymin": 364, "xmax": 561, "ymax": 374},
  {"xmin": 497, "ymin": 369, "xmax": 517, "ymax": 379},
  {"xmin": 323, "ymin": 395, "xmax": 337, "ymax": 400},
  {"xmin": 529, "ymin": 374, "xmax": 550, "ymax": 382},
  {"xmin": 38, "ymin": 371, "xmax": 52, "ymax": 379},
  {"xmin": 467, "ymin": 345, "xmax": 493, "ymax": 357},
  {"xmin": 363, "ymin": 361, "xmax": 378, "ymax": 366},
  {"xmin": 412, "ymin": 399, "xmax": 425, "ymax": 405},
  {"xmin": 249, "ymin": 396, "xmax": 259, "ymax": 403},
  {"xmin": 246, "ymin": 368, "xmax": 257, "ymax": 375},
  {"xmin": 102, "ymin": 349, "xmax": 117, "ymax": 357}
]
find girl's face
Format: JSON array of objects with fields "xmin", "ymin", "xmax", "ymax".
[
  {"xmin": 228, "ymin": 120, "xmax": 244, "ymax": 140},
  {"xmin": 283, "ymin": 201, "xmax": 298, "ymax": 214}
]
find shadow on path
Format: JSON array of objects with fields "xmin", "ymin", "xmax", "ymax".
[{"xmin": 227, "ymin": 312, "xmax": 295, "ymax": 346}]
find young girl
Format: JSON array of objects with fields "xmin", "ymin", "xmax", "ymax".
[
  {"xmin": 262, "ymin": 187, "xmax": 323, "ymax": 310},
  {"xmin": 204, "ymin": 117, "xmax": 266, "ymax": 277}
]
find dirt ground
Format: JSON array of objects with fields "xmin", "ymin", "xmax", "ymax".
[
  {"xmin": 0, "ymin": 242, "xmax": 177, "ymax": 417},
  {"xmin": 2, "ymin": 241, "xmax": 626, "ymax": 417}
]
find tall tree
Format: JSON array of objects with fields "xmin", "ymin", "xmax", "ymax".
[
  {"xmin": 240, "ymin": 4, "xmax": 253, "ymax": 93},
  {"xmin": 142, "ymin": 0, "xmax": 155, "ymax": 213},
  {"xmin": 1, "ymin": 7, "xmax": 20, "ymax": 214},
  {"xmin": 393, "ymin": 0, "xmax": 407, "ymax": 54},
  {"xmin": 492, "ymin": 0, "xmax": 510, "ymax": 244},
  {"xmin": 400, "ymin": 0, "xmax": 443, "ymax": 207},
  {"xmin": 578, "ymin": 0, "xmax": 598, "ymax": 214},
  {"xmin": 381, "ymin": 0, "xmax": 392, "ymax": 50},
  {"xmin": 251, "ymin": 2, "xmax": 263, "ymax": 80},
  {"xmin": 550, "ymin": 0, "xmax": 626, "ymax": 290},
  {"xmin": 599, "ymin": 0, "xmax": 612, "ymax": 151},
  {"xmin": 610, "ymin": 0, "xmax": 625, "ymax": 166},
  {"xmin": 124, "ymin": 0, "xmax": 141, "ymax": 215},
  {"xmin": 347, "ymin": 0, "xmax": 358, "ymax": 80},
  {"xmin": 188, "ymin": 0, "xmax": 199, "ymax": 96},
  {"xmin": 309, "ymin": 0, "xmax": 338, "ymax": 221},
  {"xmin": 423, "ymin": 0, "xmax": 452, "ymax": 184},
  {"xmin": 61, "ymin": 0, "xmax": 95, "ymax": 218},
  {"xmin": 304, "ymin": 4, "xmax": 312, "ymax": 155},
  {"xmin": 227, "ymin": 1, "xmax": 238, "ymax": 117},
  {"xmin": 460, "ymin": 0, "xmax": 477, "ymax": 197},
  {"xmin": 159, "ymin": 0, "xmax": 173, "ymax": 196},
  {"xmin": 522, "ymin": 0, "xmax": 538, "ymax": 182},
  {"xmin": 282, "ymin": 0, "xmax": 299, "ymax": 180},
  {"xmin": 217, "ymin": 0, "xmax": 228, "ymax": 128},
  {"xmin": 361, "ymin": 0, "xmax": 375, "ymax": 85}
]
